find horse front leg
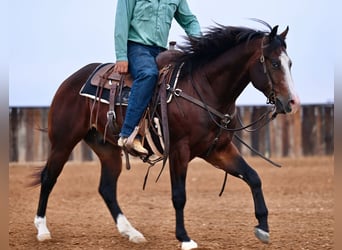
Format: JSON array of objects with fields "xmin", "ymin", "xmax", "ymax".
[
  {"xmin": 84, "ymin": 130, "xmax": 146, "ymax": 243},
  {"xmin": 233, "ymin": 156, "xmax": 270, "ymax": 243},
  {"xmin": 205, "ymin": 142, "xmax": 270, "ymax": 244},
  {"xmin": 169, "ymin": 147, "xmax": 198, "ymax": 250}
]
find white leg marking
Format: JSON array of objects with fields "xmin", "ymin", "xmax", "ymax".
[
  {"xmin": 116, "ymin": 214, "xmax": 146, "ymax": 243},
  {"xmin": 34, "ymin": 216, "xmax": 52, "ymax": 241},
  {"xmin": 181, "ymin": 239, "xmax": 198, "ymax": 250}
]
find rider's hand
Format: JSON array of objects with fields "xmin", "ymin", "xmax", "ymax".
[{"xmin": 114, "ymin": 61, "xmax": 129, "ymax": 74}]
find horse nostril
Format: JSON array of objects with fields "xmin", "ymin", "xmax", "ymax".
[{"xmin": 287, "ymin": 98, "xmax": 299, "ymax": 113}]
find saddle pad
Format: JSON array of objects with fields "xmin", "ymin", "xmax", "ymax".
[{"xmin": 79, "ymin": 63, "xmax": 130, "ymax": 105}]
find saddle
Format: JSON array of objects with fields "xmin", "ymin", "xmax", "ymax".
[
  {"xmin": 83, "ymin": 48, "xmax": 183, "ymax": 167},
  {"xmin": 90, "ymin": 49, "xmax": 182, "ymax": 90}
]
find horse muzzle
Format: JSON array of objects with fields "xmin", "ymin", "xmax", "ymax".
[{"xmin": 274, "ymin": 94, "xmax": 300, "ymax": 114}]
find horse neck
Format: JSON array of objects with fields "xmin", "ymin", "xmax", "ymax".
[{"xmin": 202, "ymin": 43, "xmax": 259, "ymax": 105}]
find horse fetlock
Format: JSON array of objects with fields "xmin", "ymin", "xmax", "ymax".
[
  {"xmin": 181, "ymin": 239, "xmax": 198, "ymax": 250},
  {"xmin": 254, "ymin": 227, "xmax": 270, "ymax": 244},
  {"xmin": 34, "ymin": 216, "xmax": 51, "ymax": 241}
]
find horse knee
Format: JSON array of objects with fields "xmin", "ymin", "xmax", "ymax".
[
  {"xmin": 172, "ymin": 193, "xmax": 186, "ymax": 210},
  {"xmin": 246, "ymin": 169, "xmax": 262, "ymax": 189},
  {"xmin": 235, "ymin": 157, "xmax": 262, "ymax": 189}
]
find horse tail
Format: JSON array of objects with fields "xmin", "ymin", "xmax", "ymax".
[
  {"xmin": 27, "ymin": 166, "xmax": 45, "ymax": 188},
  {"xmin": 29, "ymin": 128, "xmax": 49, "ymax": 187}
]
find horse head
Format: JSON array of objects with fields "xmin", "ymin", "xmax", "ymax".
[{"xmin": 249, "ymin": 25, "xmax": 300, "ymax": 114}]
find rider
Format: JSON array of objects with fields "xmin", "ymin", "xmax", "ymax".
[{"xmin": 114, "ymin": 0, "xmax": 201, "ymax": 155}]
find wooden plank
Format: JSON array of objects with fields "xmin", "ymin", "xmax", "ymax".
[
  {"xmin": 9, "ymin": 108, "xmax": 19, "ymax": 162},
  {"xmin": 16, "ymin": 108, "xmax": 24, "ymax": 162},
  {"xmin": 33, "ymin": 109, "xmax": 42, "ymax": 161},
  {"xmin": 250, "ymin": 106, "xmax": 260, "ymax": 156},
  {"xmin": 301, "ymin": 105, "xmax": 316, "ymax": 156},
  {"xmin": 274, "ymin": 114, "xmax": 285, "ymax": 157},
  {"xmin": 269, "ymin": 112, "xmax": 279, "ymax": 157},
  {"xmin": 251, "ymin": 106, "xmax": 272, "ymax": 157},
  {"xmin": 323, "ymin": 105, "xmax": 334, "ymax": 155},
  {"xmin": 41, "ymin": 108, "xmax": 50, "ymax": 161},
  {"xmin": 234, "ymin": 107, "xmax": 243, "ymax": 152},
  {"xmin": 292, "ymin": 107, "xmax": 302, "ymax": 157},
  {"xmin": 239, "ymin": 106, "xmax": 252, "ymax": 157}
]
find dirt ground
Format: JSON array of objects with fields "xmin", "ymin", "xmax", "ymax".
[{"xmin": 9, "ymin": 157, "xmax": 333, "ymax": 250}]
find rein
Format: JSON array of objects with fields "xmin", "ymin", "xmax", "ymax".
[
  {"xmin": 168, "ymin": 86, "xmax": 236, "ymax": 124},
  {"xmin": 168, "ymin": 64, "xmax": 276, "ymax": 133}
]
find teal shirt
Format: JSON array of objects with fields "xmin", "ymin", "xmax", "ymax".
[{"xmin": 114, "ymin": 0, "xmax": 201, "ymax": 61}]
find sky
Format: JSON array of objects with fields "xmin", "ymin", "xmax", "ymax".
[{"xmin": 8, "ymin": 0, "xmax": 335, "ymax": 107}]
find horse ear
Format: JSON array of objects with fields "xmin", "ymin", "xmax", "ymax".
[
  {"xmin": 269, "ymin": 25, "xmax": 279, "ymax": 40},
  {"xmin": 279, "ymin": 26, "xmax": 289, "ymax": 40}
]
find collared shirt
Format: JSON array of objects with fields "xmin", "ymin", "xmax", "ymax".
[{"xmin": 114, "ymin": 0, "xmax": 201, "ymax": 61}]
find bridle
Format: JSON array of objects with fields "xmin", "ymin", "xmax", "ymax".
[{"xmin": 260, "ymin": 36, "xmax": 276, "ymax": 106}]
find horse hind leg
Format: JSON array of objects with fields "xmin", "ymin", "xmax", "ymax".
[
  {"xmin": 83, "ymin": 129, "xmax": 146, "ymax": 243},
  {"xmin": 33, "ymin": 143, "xmax": 75, "ymax": 241}
]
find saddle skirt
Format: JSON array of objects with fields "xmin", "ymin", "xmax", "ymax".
[{"xmin": 79, "ymin": 63, "xmax": 130, "ymax": 105}]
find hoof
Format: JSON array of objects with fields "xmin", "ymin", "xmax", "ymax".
[
  {"xmin": 254, "ymin": 227, "xmax": 270, "ymax": 243},
  {"xmin": 37, "ymin": 233, "xmax": 52, "ymax": 242},
  {"xmin": 181, "ymin": 239, "xmax": 198, "ymax": 250},
  {"xmin": 129, "ymin": 235, "xmax": 147, "ymax": 243}
]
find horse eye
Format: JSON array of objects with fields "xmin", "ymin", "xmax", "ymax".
[{"xmin": 271, "ymin": 60, "xmax": 280, "ymax": 69}]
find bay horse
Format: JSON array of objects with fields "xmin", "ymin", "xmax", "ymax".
[{"xmin": 32, "ymin": 22, "xmax": 299, "ymax": 249}]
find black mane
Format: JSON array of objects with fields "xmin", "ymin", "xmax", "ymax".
[{"xmin": 176, "ymin": 22, "xmax": 271, "ymax": 70}]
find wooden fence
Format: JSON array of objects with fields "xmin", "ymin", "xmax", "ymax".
[{"xmin": 9, "ymin": 104, "xmax": 334, "ymax": 162}]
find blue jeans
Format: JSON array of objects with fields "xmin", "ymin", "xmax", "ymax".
[{"xmin": 120, "ymin": 42, "xmax": 165, "ymax": 138}]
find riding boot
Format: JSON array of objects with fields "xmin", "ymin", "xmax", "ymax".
[{"xmin": 118, "ymin": 137, "xmax": 148, "ymax": 155}]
